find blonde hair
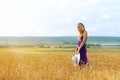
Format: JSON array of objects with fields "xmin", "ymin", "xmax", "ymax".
[
  {"xmin": 78, "ymin": 23, "xmax": 85, "ymax": 28},
  {"xmin": 77, "ymin": 22, "xmax": 85, "ymax": 32}
]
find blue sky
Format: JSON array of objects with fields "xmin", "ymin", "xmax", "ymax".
[{"xmin": 0, "ymin": 0, "xmax": 120, "ymax": 36}]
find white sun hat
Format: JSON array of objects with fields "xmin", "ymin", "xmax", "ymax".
[{"xmin": 71, "ymin": 53, "xmax": 80, "ymax": 66}]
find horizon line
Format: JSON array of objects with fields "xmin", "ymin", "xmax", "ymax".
[{"xmin": 0, "ymin": 36, "xmax": 119, "ymax": 37}]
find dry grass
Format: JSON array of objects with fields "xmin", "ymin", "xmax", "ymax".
[{"xmin": 0, "ymin": 47, "xmax": 120, "ymax": 80}]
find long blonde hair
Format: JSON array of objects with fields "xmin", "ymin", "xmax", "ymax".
[
  {"xmin": 77, "ymin": 23, "xmax": 85, "ymax": 32},
  {"xmin": 77, "ymin": 23, "xmax": 85, "ymax": 39}
]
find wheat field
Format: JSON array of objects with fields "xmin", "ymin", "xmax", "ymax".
[{"xmin": 0, "ymin": 47, "xmax": 120, "ymax": 80}]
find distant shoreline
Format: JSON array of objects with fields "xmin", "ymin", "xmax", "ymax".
[
  {"xmin": 0, "ymin": 43, "xmax": 120, "ymax": 48},
  {"xmin": 0, "ymin": 36, "xmax": 119, "ymax": 48},
  {"xmin": 0, "ymin": 36, "xmax": 119, "ymax": 37}
]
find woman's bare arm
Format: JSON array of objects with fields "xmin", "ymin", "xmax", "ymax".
[{"xmin": 78, "ymin": 31, "xmax": 88, "ymax": 51}]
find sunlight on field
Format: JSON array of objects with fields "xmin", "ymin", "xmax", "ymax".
[{"xmin": 0, "ymin": 48, "xmax": 120, "ymax": 80}]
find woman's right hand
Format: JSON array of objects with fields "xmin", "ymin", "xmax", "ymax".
[
  {"xmin": 75, "ymin": 48, "xmax": 78, "ymax": 52},
  {"xmin": 74, "ymin": 48, "xmax": 78, "ymax": 55},
  {"xmin": 77, "ymin": 49, "xmax": 80, "ymax": 54}
]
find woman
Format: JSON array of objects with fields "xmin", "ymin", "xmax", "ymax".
[{"xmin": 76, "ymin": 23, "xmax": 88, "ymax": 66}]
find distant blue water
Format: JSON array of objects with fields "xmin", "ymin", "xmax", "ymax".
[
  {"xmin": 0, "ymin": 36, "xmax": 120, "ymax": 48},
  {"xmin": 87, "ymin": 36, "xmax": 120, "ymax": 44}
]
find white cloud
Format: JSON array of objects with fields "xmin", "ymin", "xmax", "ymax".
[
  {"xmin": 0, "ymin": 0, "xmax": 120, "ymax": 36},
  {"xmin": 86, "ymin": 27, "xmax": 97, "ymax": 36},
  {"xmin": 101, "ymin": 14, "xmax": 110, "ymax": 19},
  {"xmin": 80, "ymin": 16, "xmax": 86, "ymax": 20},
  {"xmin": 15, "ymin": 0, "xmax": 68, "ymax": 11},
  {"xmin": 102, "ymin": 7, "xmax": 109, "ymax": 11},
  {"xmin": 81, "ymin": 0, "xmax": 101, "ymax": 6},
  {"xmin": 106, "ymin": 31, "xmax": 116, "ymax": 36}
]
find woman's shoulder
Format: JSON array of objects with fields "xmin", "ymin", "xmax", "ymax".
[
  {"xmin": 83, "ymin": 31, "xmax": 88, "ymax": 37},
  {"xmin": 83, "ymin": 30, "xmax": 87, "ymax": 34}
]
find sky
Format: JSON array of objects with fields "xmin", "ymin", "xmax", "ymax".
[{"xmin": 0, "ymin": 0, "xmax": 120, "ymax": 36}]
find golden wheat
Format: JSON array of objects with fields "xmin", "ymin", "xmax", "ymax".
[{"xmin": 0, "ymin": 47, "xmax": 120, "ymax": 80}]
